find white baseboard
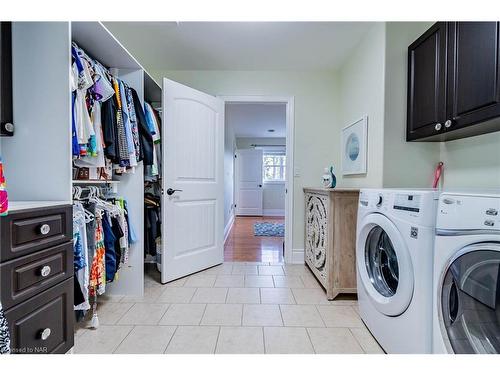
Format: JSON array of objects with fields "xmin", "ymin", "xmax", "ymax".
[
  {"xmin": 290, "ymin": 248, "xmax": 304, "ymax": 264},
  {"xmin": 224, "ymin": 214, "xmax": 235, "ymax": 244},
  {"xmin": 263, "ymin": 209, "xmax": 285, "ymax": 217}
]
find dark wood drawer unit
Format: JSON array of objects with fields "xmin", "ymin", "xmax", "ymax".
[
  {"xmin": 0, "ymin": 205, "xmax": 72, "ymax": 262},
  {"xmin": 0, "ymin": 242, "xmax": 73, "ymax": 310},
  {"xmin": 0, "ymin": 203, "xmax": 74, "ymax": 354},
  {"xmin": 4, "ymin": 277, "xmax": 74, "ymax": 354},
  {"xmin": 408, "ymin": 21, "xmax": 500, "ymax": 141}
]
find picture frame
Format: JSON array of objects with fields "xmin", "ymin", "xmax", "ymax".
[{"xmin": 341, "ymin": 115, "xmax": 368, "ymax": 175}]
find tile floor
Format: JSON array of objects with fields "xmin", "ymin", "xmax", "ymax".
[{"xmin": 74, "ymin": 262, "xmax": 384, "ymax": 354}]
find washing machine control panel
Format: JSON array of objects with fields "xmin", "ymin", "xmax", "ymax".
[{"xmin": 393, "ymin": 193, "xmax": 421, "ymax": 213}]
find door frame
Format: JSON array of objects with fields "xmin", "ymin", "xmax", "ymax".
[{"xmin": 219, "ymin": 95, "xmax": 295, "ymax": 264}]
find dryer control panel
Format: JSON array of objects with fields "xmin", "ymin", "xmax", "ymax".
[{"xmin": 437, "ymin": 193, "xmax": 500, "ymax": 231}]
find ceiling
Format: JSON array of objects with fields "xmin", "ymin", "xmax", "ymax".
[
  {"xmin": 103, "ymin": 22, "xmax": 375, "ymax": 71},
  {"xmin": 226, "ymin": 103, "xmax": 286, "ymax": 138}
]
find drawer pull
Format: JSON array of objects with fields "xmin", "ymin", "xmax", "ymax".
[
  {"xmin": 39, "ymin": 328, "xmax": 51, "ymax": 341},
  {"xmin": 39, "ymin": 224, "xmax": 51, "ymax": 235},
  {"xmin": 40, "ymin": 265, "xmax": 52, "ymax": 277}
]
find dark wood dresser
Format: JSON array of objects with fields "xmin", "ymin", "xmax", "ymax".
[{"xmin": 0, "ymin": 202, "xmax": 74, "ymax": 354}]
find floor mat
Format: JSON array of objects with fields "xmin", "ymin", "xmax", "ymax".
[{"xmin": 253, "ymin": 222, "xmax": 285, "ymax": 237}]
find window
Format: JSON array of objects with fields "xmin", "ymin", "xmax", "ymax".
[{"xmin": 263, "ymin": 153, "xmax": 286, "ymax": 182}]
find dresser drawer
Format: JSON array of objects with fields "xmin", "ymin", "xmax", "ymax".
[
  {"xmin": 5, "ymin": 278, "xmax": 74, "ymax": 354},
  {"xmin": 0, "ymin": 205, "xmax": 72, "ymax": 262},
  {"xmin": 0, "ymin": 242, "xmax": 73, "ymax": 310}
]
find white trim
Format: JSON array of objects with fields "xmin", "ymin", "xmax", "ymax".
[
  {"xmin": 224, "ymin": 213, "xmax": 235, "ymax": 244},
  {"xmin": 219, "ymin": 95, "xmax": 295, "ymax": 264},
  {"xmin": 291, "ymin": 248, "xmax": 305, "ymax": 264},
  {"xmin": 263, "ymin": 209, "xmax": 285, "ymax": 217}
]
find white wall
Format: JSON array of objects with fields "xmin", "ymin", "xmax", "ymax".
[
  {"xmin": 262, "ymin": 183, "xmax": 286, "ymax": 215},
  {"xmin": 2, "ymin": 22, "xmax": 72, "ymax": 202},
  {"xmin": 151, "ymin": 70, "xmax": 339, "ymax": 251}
]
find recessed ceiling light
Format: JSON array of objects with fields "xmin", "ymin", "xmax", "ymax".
[{"xmin": 268, "ymin": 129, "xmax": 275, "ymax": 133}]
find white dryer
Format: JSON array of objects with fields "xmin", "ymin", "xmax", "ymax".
[
  {"xmin": 432, "ymin": 190, "xmax": 500, "ymax": 354},
  {"xmin": 356, "ymin": 188, "xmax": 439, "ymax": 353}
]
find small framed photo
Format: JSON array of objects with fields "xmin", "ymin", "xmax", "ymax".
[{"xmin": 342, "ymin": 116, "xmax": 368, "ymax": 175}]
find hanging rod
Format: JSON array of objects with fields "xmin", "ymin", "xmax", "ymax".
[{"xmin": 251, "ymin": 144, "xmax": 286, "ymax": 147}]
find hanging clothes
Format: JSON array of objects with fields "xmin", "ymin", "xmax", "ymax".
[
  {"xmin": 118, "ymin": 80, "xmax": 137, "ymax": 168},
  {"xmin": 102, "ymin": 213, "xmax": 117, "ymax": 282},
  {"xmin": 74, "ymin": 101, "xmax": 105, "ymax": 168},
  {"xmin": 73, "ymin": 203, "xmax": 90, "ymax": 311},
  {"xmin": 71, "ymin": 43, "xmax": 145, "ymax": 175},
  {"xmin": 131, "ymin": 88, "xmax": 154, "ymax": 166},
  {"xmin": 89, "ymin": 214, "xmax": 106, "ymax": 297},
  {"xmin": 0, "ymin": 301, "xmax": 10, "ymax": 355}
]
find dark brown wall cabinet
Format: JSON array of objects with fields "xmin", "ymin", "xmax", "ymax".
[{"xmin": 407, "ymin": 22, "xmax": 500, "ymax": 141}]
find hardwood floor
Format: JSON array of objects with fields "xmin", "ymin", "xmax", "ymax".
[{"xmin": 224, "ymin": 216, "xmax": 285, "ymax": 263}]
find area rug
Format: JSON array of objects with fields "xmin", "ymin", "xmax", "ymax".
[{"xmin": 254, "ymin": 222, "xmax": 285, "ymax": 237}]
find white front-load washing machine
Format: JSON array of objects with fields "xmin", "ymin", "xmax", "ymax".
[
  {"xmin": 356, "ymin": 188, "xmax": 439, "ymax": 354},
  {"xmin": 432, "ymin": 190, "xmax": 500, "ymax": 354}
]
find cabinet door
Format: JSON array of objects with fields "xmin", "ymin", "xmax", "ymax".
[
  {"xmin": 446, "ymin": 22, "xmax": 500, "ymax": 132},
  {"xmin": 407, "ymin": 22, "xmax": 447, "ymax": 141}
]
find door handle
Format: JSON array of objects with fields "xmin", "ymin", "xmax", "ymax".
[{"xmin": 166, "ymin": 188, "xmax": 183, "ymax": 196}]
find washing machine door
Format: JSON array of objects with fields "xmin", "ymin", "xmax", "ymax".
[
  {"xmin": 439, "ymin": 242, "xmax": 500, "ymax": 354},
  {"xmin": 357, "ymin": 213, "xmax": 414, "ymax": 316}
]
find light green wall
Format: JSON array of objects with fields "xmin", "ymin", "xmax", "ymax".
[
  {"xmin": 150, "ymin": 70, "xmax": 340, "ymax": 251},
  {"xmin": 440, "ymin": 132, "xmax": 500, "ymax": 188},
  {"xmin": 383, "ymin": 22, "xmax": 440, "ymax": 188},
  {"xmin": 337, "ymin": 23, "xmax": 386, "ymax": 188}
]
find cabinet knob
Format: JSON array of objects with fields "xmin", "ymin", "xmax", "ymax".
[
  {"xmin": 40, "ymin": 265, "xmax": 51, "ymax": 278},
  {"xmin": 435, "ymin": 123, "xmax": 442, "ymax": 131},
  {"xmin": 39, "ymin": 224, "xmax": 51, "ymax": 235},
  {"xmin": 445, "ymin": 120, "xmax": 452, "ymax": 128},
  {"xmin": 39, "ymin": 328, "xmax": 51, "ymax": 341}
]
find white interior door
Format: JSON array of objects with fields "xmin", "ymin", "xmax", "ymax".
[
  {"xmin": 236, "ymin": 149, "xmax": 263, "ymax": 216},
  {"xmin": 161, "ymin": 78, "xmax": 224, "ymax": 283}
]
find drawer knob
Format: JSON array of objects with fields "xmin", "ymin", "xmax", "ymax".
[
  {"xmin": 40, "ymin": 328, "xmax": 51, "ymax": 341},
  {"xmin": 435, "ymin": 123, "xmax": 442, "ymax": 131},
  {"xmin": 40, "ymin": 265, "xmax": 51, "ymax": 277},
  {"xmin": 40, "ymin": 224, "xmax": 51, "ymax": 235},
  {"xmin": 445, "ymin": 119, "xmax": 452, "ymax": 128}
]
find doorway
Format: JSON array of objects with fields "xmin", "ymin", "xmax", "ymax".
[{"xmin": 220, "ymin": 96, "xmax": 294, "ymax": 263}]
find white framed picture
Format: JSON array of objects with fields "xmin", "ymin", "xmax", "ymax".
[{"xmin": 341, "ymin": 115, "xmax": 368, "ymax": 175}]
